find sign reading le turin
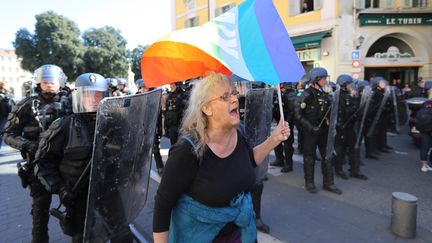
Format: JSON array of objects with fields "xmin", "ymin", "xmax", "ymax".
[{"xmin": 360, "ymin": 13, "xmax": 432, "ymax": 26}]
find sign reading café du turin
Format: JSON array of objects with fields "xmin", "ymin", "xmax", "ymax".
[{"xmin": 360, "ymin": 13, "xmax": 432, "ymax": 26}]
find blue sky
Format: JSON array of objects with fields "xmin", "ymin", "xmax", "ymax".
[{"xmin": 0, "ymin": 0, "xmax": 172, "ymax": 50}]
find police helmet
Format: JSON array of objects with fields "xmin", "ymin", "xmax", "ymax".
[
  {"xmin": 336, "ymin": 74, "xmax": 354, "ymax": 87},
  {"xmin": 309, "ymin": 67, "xmax": 328, "ymax": 83},
  {"xmin": 424, "ymin": 81, "xmax": 432, "ymax": 90},
  {"xmin": 117, "ymin": 78, "xmax": 127, "ymax": 86},
  {"xmin": 72, "ymin": 73, "xmax": 109, "ymax": 113},
  {"xmin": 135, "ymin": 79, "xmax": 145, "ymax": 89},
  {"xmin": 33, "ymin": 64, "xmax": 67, "ymax": 88},
  {"xmin": 106, "ymin": 78, "xmax": 118, "ymax": 89},
  {"xmin": 371, "ymin": 76, "xmax": 387, "ymax": 89}
]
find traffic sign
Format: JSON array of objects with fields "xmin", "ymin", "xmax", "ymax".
[
  {"xmin": 351, "ymin": 51, "xmax": 361, "ymax": 60},
  {"xmin": 352, "ymin": 72, "xmax": 360, "ymax": 79},
  {"xmin": 352, "ymin": 60, "xmax": 361, "ymax": 68}
]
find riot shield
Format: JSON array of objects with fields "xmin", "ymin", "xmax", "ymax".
[
  {"xmin": 83, "ymin": 90, "xmax": 162, "ymax": 242},
  {"xmin": 366, "ymin": 87, "xmax": 391, "ymax": 137},
  {"xmin": 325, "ymin": 85, "xmax": 340, "ymax": 161},
  {"xmin": 399, "ymin": 100, "xmax": 408, "ymax": 126},
  {"xmin": 244, "ymin": 88, "xmax": 273, "ymax": 183},
  {"xmin": 391, "ymin": 86, "xmax": 400, "ymax": 133},
  {"xmin": 355, "ymin": 87, "xmax": 373, "ymax": 149},
  {"xmin": 359, "ymin": 86, "xmax": 372, "ymax": 109}
]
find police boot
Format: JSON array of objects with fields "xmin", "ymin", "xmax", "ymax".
[
  {"xmin": 322, "ymin": 159, "xmax": 342, "ymax": 195},
  {"xmin": 348, "ymin": 150, "xmax": 368, "ymax": 180},
  {"xmin": 281, "ymin": 158, "xmax": 293, "ymax": 173},
  {"xmin": 334, "ymin": 157, "xmax": 348, "ymax": 180},
  {"xmin": 365, "ymin": 137, "xmax": 379, "ymax": 160},
  {"xmin": 30, "ymin": 182, "xmax": 51, "ymax": 243},
  {"xmin": 304, "ymin": 157, "xmax": 317, "ymax": 193},
  {"xmin": 251, "ymin": 183, "xmax": 270, "ymax": 233},
  {"xmin": 271, "ymin": 144, "xmax": 285, "ymax": 167}
]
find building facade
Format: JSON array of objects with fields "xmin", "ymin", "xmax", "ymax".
[
  {"xmin": 0, "ymin": 49, "xmax": 32, "ymax": 100},
  {"xmin": 172, "ymin": 0, "xmax": 432, "ymax": 85}
]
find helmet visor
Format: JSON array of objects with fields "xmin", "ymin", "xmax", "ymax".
[{"xmin": 72, "ymin": 86, "xmax": 108, "ymax": 113}]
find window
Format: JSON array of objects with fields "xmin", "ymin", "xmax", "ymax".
[
  {"xmin": 404, "ymin": 0, "xmax": 428, "ymax": 8},
  {"xmin": 365, "ymin": 0, "xmax": 379, "ymax": 8},
  {"xmin": 289, "ymin": 0, "xmax": 321, "ymax": 16},
  {"xmin": 355, "ymin": 0, "xmax": 380, "ymax": 9},
  {"xmin": 185, "ymin": 17, "xmax": 199, "ymax": 28},
  {"xmin": 301, "ymin": 0, "xmax": 314, "ymax": 13},
  {"xmin": 215, "ymin": 4, "xmax": 235, "ymax": 17}
]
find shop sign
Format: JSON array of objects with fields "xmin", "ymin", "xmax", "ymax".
[
  {"xmin": 360, "ymin": 13, "xmax": 432, "ymax": 26},
  {"xmin": 374, "ymin": 46, "xmax": 412, "ymax": 63},
  {"xmin": 296, "ymin": 48, "xmax": 321, "ymax": 62}
]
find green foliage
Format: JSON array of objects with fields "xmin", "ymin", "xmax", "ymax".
[
  {"xmin": 13, "ymin": 11, "xmax": 84, "ymax": 80},
  {"xmin": 13, "ymin": 11, "xmax": 133, "ymax": 81},
  {"xmin": 82, "ymin": 26, "xmax": 129, "ymax": 78},
  {"xmin": 130, "ymin": 45, "xmax": 148, "ymax": 81}
]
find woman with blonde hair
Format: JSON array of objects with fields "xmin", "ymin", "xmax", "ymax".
[{"xmin": 153, "ymin": 72, "xmax": 289, "ymax": 243}]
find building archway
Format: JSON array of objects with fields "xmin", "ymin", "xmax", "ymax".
[{"xmin": 360, "ymin": 29, "xmax": 431, "ymax": 86}]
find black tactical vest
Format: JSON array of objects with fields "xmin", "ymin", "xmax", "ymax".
[
  {"xmin": 59, "ymin": 115, "xmax": 93, "ymax": 187},
  {"xmin": 303, "ymin": 87, "xmax": 331, "ymax": 126}
]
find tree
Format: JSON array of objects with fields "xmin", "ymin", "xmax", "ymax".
[
  {"xmin": 130, "ymin": 45, "xmax": 148, "ymax": 81},
  {"xmin": 82, "ymin": 26, "xmax": 129, "ymax": 78},
  {"xmin": 13, "ymin": 11, "xmax": 85, "ymax": 80}
]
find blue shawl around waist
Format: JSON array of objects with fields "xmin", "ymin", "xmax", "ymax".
[{"xmin": 169, "ymin": 192, "xmax": 256, "ymax": 243}]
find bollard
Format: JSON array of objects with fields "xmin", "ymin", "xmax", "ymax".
[{"xmin": 390, "ymin": 192, "xmax": 417, "ymax": 238}]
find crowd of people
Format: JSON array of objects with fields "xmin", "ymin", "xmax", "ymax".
[{"xmin": 0, "ymin": 62, "xmax": 431, "ymax": 242}]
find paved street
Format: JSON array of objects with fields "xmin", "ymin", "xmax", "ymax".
[{"xmin": 1, "ymin": 126, "xmax": 431, "ymax": 243}]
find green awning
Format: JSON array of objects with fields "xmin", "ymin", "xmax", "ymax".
[{"xmin": 291, "ymin": 31, "xmax": 331, "ymax": 49}]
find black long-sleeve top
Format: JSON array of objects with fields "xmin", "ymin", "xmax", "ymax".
[{"xmin": 153, "ymin": 130, "xmax": 256, "ymax": 233}]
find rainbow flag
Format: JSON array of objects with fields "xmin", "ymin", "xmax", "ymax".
[{"xmin": 141, "ymin": 0, "xmax": 305, "ymax": 88}]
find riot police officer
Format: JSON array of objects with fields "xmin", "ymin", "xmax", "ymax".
[
  {"xmin": 333, "ymin": 75, "xmax": 368, "ymax": 180},
  {"xmin": 365, "ymin": 77, "xmax": 392, "ymax": 159},
  {"xmin": 3, "ymin": 64, "xmax": 71, "ymax": 243},
  {"xmin": 34, "ymin": 73, "xmax": 133, "ymax": 242},
  {"xmin": 136, "ymin": 79, "xmax": 165, "ymax": 175},
  {"xmin": 165, "ymin": 82, "xmax": 186, "ymax": 145},
  {"xmin": 271, "ymin": 83, "xmax": 296, "ymax": 173},
  {"xmin": 117, "ymin": 78, "xmax": 132, "ymax": 95},
  {"xmin": 106, "ymin": 78, "xmax": 122, "ymax": 96},
  {"xmin": 294, "ymin": 67, "xmax": 342, "ymax": 195}
]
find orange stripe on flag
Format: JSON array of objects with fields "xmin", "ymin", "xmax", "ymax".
[{"xmin": 141, "ymin": 41, "xmax": 231, "ymax": 88}]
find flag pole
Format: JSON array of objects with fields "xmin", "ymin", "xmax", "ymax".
[{"xmin": 276, "ymin": 84, "xmax": 287, "ymax": 140}]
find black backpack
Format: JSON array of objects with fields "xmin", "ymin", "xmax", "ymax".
[{"xmin": 415, "ymin": 101, "xmax": 432, "ymax": 133}]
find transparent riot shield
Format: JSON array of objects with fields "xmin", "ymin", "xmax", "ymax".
[
  {"xmin": 391, "ymin": 86, "xmax": 400, "ymax": 133},
  {"xmin": 325, "ymin": 85, "xmax": 340, "ymax": 161},
  {"xmin": 366, "ymin": 87, "xmax": 391, "ymax": 137},
  {"xmin": 83, "ymin": 89, "xmax": 162, "ymax": 242},
  {"xmin": 244, "ymin": 88, "xmax": 273, "ymax": 182},
  {"xmin": 355, "ymin": 87, "xmax": 372, "ymax": 149}
]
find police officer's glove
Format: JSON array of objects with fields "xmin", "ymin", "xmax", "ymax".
[
  {"xmin": 312, "ymin": 126, "xmax": 321, "ymax": 135},
  {"xmin": 23, "ymin": 142, "xmax": 38, "ymax": 155},
  {"xmin": 59, "ymin": 185, "xmax": 76, "ymax": 208}
]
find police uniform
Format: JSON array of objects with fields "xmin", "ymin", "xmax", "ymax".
[
  {"xmin": 3, "ymin": 89, "xmax": 71, "ymax": 243},
  {"xmin": 165, "ymin": 86, "xmax": 186, "ymax": 145},
  {"xmin": 271, "ymin": 86, "xmax": 296, "ymax": 173},
  {"xmin": 293, "ymin": 67, "xmax": 341, "ymax": 194},
  {"xmin": 333, "ymin": 75, "xmax": 367, "ymax": 180},
  {"xmin": 34, "ymin": 73, "xmax": 133, "ymax": 243}
]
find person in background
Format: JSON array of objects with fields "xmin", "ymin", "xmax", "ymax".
[
  {"xmin": 135, "ymin": 79, "xmax": 165, "ymax": 175},
  {"xmin": 0, "ymin": 81, "xmax": 14, "ymax": 150},
  {"xmin": 416, "ymin": 81, "xmax": 432, "ymax": 172},
  {"xmin": 153, "ymin": 72, "xmax": 289, "ymax": 242}
]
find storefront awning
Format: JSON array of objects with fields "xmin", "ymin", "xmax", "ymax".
[{"xmin": 291, "ymin": 31, "xmax": 331, "ymax": 49}]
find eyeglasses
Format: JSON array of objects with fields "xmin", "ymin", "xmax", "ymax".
[{"xmin": 208, "ymin": 90, "xmax": 240, "ymax": 103}]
